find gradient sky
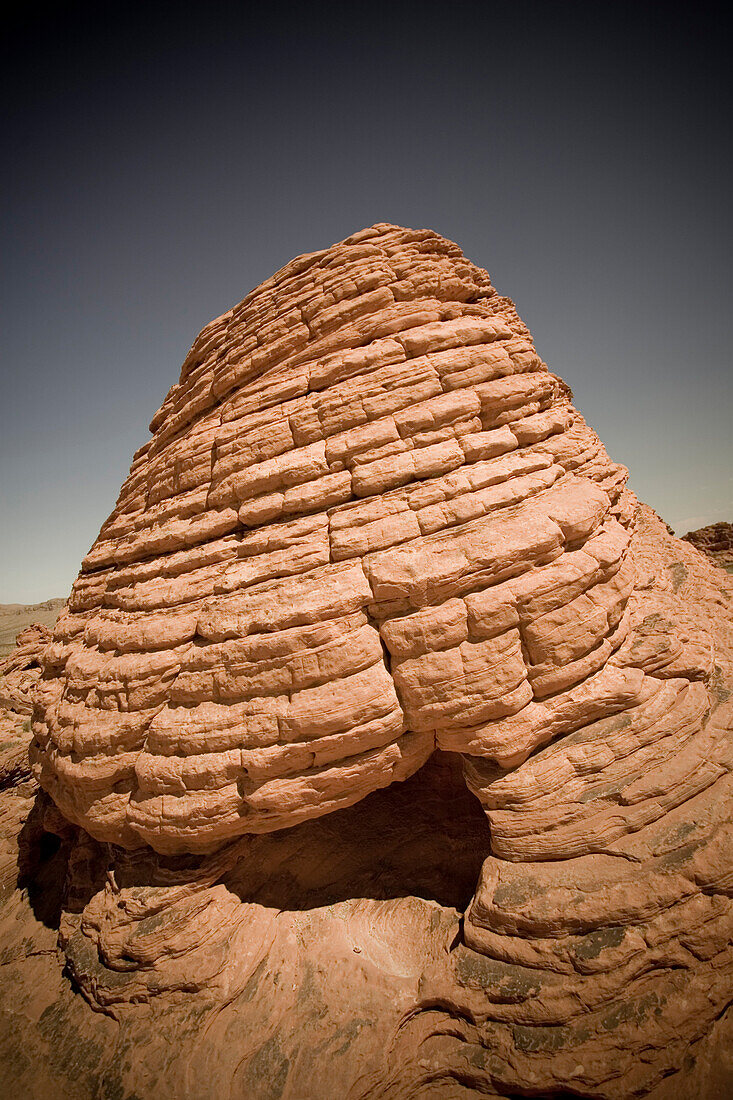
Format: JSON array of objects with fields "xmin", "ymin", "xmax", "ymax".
[{"xmin": 1, "ymin": 3, "xmax": 731, "ymax": 602}]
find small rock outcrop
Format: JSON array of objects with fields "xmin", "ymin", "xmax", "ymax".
[
  {"xmin": 684, "ymin": 520, "xmax": 733, "ymax": 570},
  {"xmin": 7, "ymin": 224, "xmax": 731, "ymax": 1099},
  {"xmin": 0, "ymin": 623, "xmax": 52, "ymax": 715}
]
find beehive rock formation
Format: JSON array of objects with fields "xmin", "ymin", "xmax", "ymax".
[
  {"xmin": 17, "ymin": 224, "xmax": 733, "ymax": 1099},
  {"xmin": 32, "ymin": 223, "xmax": 639, "ymax": 853}
]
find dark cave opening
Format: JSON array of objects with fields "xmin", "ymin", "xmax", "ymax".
[
  {"xmin": 17, "ymin": 751, "xmax": 493, "ymax": 925},
  {"xmin": 16, "ymin": 796, "xmax": 70, "ymax": 930},
  {"xmin": 222, "ymin": 749, "xmax": 492, "ymax": 912}
]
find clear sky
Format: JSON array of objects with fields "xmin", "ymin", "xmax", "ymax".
[{"xmin": 1, "ymin": 3, "xmax": 731, "ymax": 602}]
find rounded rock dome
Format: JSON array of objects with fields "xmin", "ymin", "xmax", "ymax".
[{"xmin": 31, "ymin": 224, "xmax": 632, "ymax": 853}]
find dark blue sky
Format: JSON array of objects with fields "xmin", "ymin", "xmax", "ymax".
[{"xmin": 1, "ymin": 2, "xmax": 731, "ymax": 601}]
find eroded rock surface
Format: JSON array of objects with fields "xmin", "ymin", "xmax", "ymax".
[
  {"xmin": 32, "ymin": 223, "xmax": 633, "ymax": 853},
  {"xmin": 0, "ymin": 623, "xmax": 52, "ymax": 715},
  {"xmin": 684, "ymin": 520, "xmax": 733, "ymax": 571},
  {"xmin": 3, "ymin": 224, "xmax": 732, "ymax": 1098}
]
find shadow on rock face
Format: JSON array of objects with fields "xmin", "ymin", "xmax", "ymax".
[
  {"xmin": 97, "ymin": 751, "xmax": 492, "ymax": 914},
  {"xmin": 14, "ymin": 744, "xmax": 488, "ymax": 948},
  {"xmin": 47, "ymin": 750, "xmax": 491, "ymax": 1021},
  {"xmin": 16, "ymin": 795, "xmax": 69, "ymax": 930},
  {"xmin": 16, "ymin": 790, "xmax": 104, "ymax": 931},
  {"xmin": 220, "ymin": 751, "xmax": 491, "ymax": 912}
]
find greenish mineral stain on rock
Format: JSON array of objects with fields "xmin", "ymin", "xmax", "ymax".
[
  {"xmin": 571, "ymin": 925, "xmax": 625, "ymax": 960},
  {"xmin": 241, "ymin": 1034, "xmax": 290, "ymax": 1100},
  {"xmin": 668, "ymin": 561, "xmax": 689, "ymax": 592}
]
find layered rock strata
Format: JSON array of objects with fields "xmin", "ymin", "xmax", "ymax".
[
  {"xmin": 21, "ymin": 224, "xmax": 733, "ymax": 1097},
  {"xmin": 1, "ymin": 623, "xmax": 52, "ymax": 715},
  {"xmin": 32, "ymin": 223, "xmax": 634, "ymax": 853}
]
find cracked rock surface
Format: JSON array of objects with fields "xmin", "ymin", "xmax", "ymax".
[{"xmin": 1, "ymin": 224, "xmax": 732, "ymax": 1098}]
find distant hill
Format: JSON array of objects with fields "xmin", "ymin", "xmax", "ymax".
[{"xmin": 0, "ymin": 599, "xmax": 65, "ymax": 655}]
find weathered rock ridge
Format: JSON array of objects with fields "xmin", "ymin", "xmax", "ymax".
[
  {"xmin": 4, "ymin": 224, "xmax": 731, "ymax": 1098},
  {"xmin": 684, "ymin": 520, "xmax": 733, "ymax": 571}
]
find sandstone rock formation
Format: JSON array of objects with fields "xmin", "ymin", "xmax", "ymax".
[
  {"xmin": 684, "ymin": 520, "xmax": 733, "ymax": 570},
  {"xmin": 0, "ymin": 597, "xmax": 65, "ymax": 655},
  {"xmin": 0, "ymin": 622, "xmax": 52, "ymax": 715},
  {"xmin": 5, "ymin": 224, "xmax": 731, "ymax": 1098},
  {"xmin": 32, "ymin": 223, "xmax": 634, "ymax": 853}
]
